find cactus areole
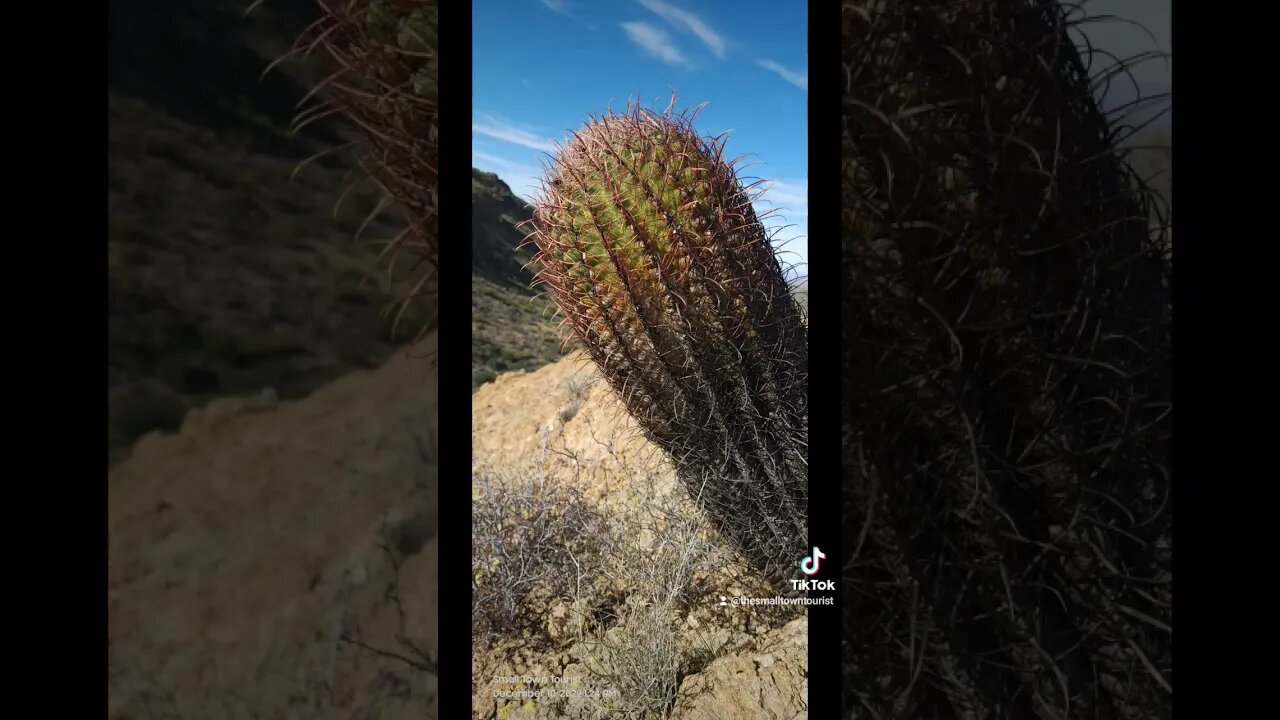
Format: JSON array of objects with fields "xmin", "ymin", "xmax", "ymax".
[{"xmin": 523, "ymin": 102, "xmax": 809, "ymax": 590}]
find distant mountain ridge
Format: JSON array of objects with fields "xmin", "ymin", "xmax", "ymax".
[
  {"xmin": 472, "ymin": 169, "xmax": 537, "ymax": 289},
  {"xmin": 471, "ymin": 169, "xmax": 565, "ymax": 389}
]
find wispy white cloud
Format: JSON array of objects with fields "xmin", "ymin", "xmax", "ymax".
[
  {"xmin": 761, "ymin": 179, "xmax": 808, "ymax": 216},
  {"xmin": 757, "ymin": 60, "xmax": 807, "ymax": 91},
  {"xmin": 620, "ymin": 21, "xmax": 687, "ymax": 66},
  {"xmin": 472, "ymin": 114, "xmax": 558, "ymax": 153},
  {"xmin": 473, "ymin": 150, "xmax": 546, "ymax": 202},
  {"xmin": 636, "ymin": 0, "xmax": 726, "ymax": 59},
  {"xmin": 748, "ymin": 176, "xmax": 808, "ymax": 273},
  {"xmin": 540, "ymin": 0, "xmax": 598, "ymax": 29}
]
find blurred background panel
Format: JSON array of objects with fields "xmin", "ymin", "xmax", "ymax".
[
  {"xmin": 108, "ymin": 3, "xmax": 439, "ymax": 716},
  {"xmin": 1069, "ymin": 0, "xmax": 1172, "ymax": 209},
  {"xmin": 108, "ymin": 0, "xmax": 424, "ymax": 466}
]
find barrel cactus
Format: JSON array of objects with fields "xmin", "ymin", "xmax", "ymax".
[
  {"xmin": 523, "ymin": 101, "xmax": 809, "ymax": 590},
  {"xmin": 841, "ymin": 2, "xmax": 1171, "ymax": 718},
  {"xmin": 260, "ymin": 0, "xmax": 439, "ymax": 344}
]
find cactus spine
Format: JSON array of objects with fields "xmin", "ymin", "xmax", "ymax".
[
  {"xmin": 842, "ymin": 2, "xmax": 1171, "ymax": 718},
  {"xmin": 525, "ymin": 102, "xmax": 809, "ymax": 589},
  {"xmin": 268, "ymin": 0, "xmax": 439, "ymax": 343}
]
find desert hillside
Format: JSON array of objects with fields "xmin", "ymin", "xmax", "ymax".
[{"xmin": 471, "ymin": 169, "xmax": 568, "ymax": 389}]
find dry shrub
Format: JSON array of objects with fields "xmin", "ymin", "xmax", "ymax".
[
  {"xmin": 473, "ymin": 421, "xmax": 741, "ymax": 718},
  {"xmin": 573, "ymin": 456, "xmax": 723, "ymax": 720},
  {"xmin": 473, "ymin": 402, "xmax": 806, "ymax": 719},
  {"xmin": 470, "ymin": 458, "xmax": 604, "ymax": 642}
]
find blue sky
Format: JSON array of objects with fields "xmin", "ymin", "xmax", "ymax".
[{"xmin": 473, "ymin": 0, "xmax": 809, "ymax": 274}]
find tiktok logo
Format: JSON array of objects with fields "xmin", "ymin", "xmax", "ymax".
[{"xmin": 800, "ymin": 546, "xmax": 826, "ymax": 576}]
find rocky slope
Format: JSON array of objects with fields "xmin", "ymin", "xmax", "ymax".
[
  {"xmin": 108, "ymin": 336, "xmax": 440, "ymax": 719},
  {"xmin": 472, "ymin": 355, "xmax": 809, "ymax": 719}
]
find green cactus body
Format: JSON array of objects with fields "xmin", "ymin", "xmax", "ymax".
[
  {"xmin": 526, "ymin": 103, "xmax": 809, "ymax": 589},
  {"xmin": 842, "ymin": 2, "xmax": 1170, "ymax": 718}
]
